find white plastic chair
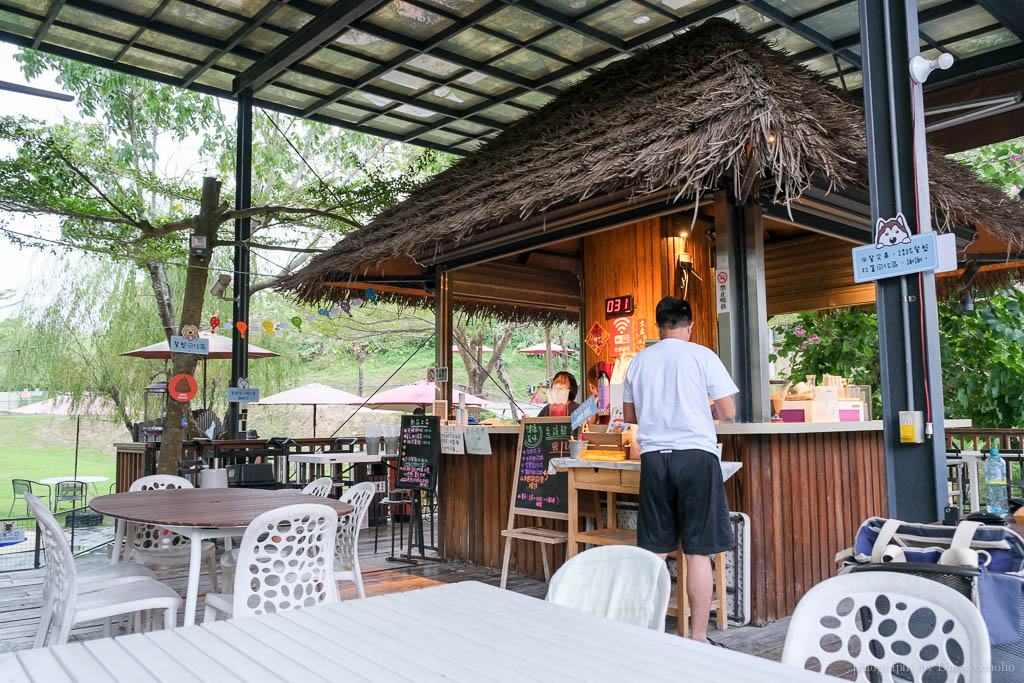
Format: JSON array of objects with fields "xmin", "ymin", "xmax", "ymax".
[
  {"xmin": 204, "ymin": 503, "xmax": 339, "ymax": 622},
  {"xmin": 220, "ymin": 476, "xmax": 337, "ymax": 587},
  {"xmin": 335, "ymin": 482, "xmax": 375, "ymax": 599},
  {"xmin": 25, "ymin": 494, "xmax": 181, "ymax": 647},
  {"xmin": 546, "ymin": 545, "xmax": 670, "ymax": 631},
  {"xmin": 125, "ymin": 475, "xmax": 218, "ymax": 593},
  {"xmin": 300, "ymin": 477, "xmax": 334, "ymax": 497},
  {"xmin": 782, "ymin": 572, "xmax": 991, "ymax": 682}
]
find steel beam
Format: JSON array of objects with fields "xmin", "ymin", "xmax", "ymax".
[
  {"xmin": 739, "ymin": 0, "xmax": 861, "ymax": 68},
  {"xmin": 232, "ymin": 0, "xmax": 387, "ymax": 95},
  {"xmin": 859, "ymin": 0, "xmax": 947, "ymax": 523},
  {"xmin": 182, "ymin": 1, "xmax": 287, "ymax": 88},
  {"xmin": 30, "ymin": 0, "xmax": 65, "ymax": 49},
  {"xmin": 974, "ymin": 0, "xmax": 1024, "ymax": 41},
  {"xmin": 229, "ymin": 88, "xmax": 253, "ymax": 438}
]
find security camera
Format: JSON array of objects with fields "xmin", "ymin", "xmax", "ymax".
[{"xmin": 209, "ymin": 273, "xmax": 237, "ymax": 301}]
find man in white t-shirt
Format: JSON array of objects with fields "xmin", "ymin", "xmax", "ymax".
[{"xmin": 623, "ymin": 296, "xmax": 738, "ymax": 645}]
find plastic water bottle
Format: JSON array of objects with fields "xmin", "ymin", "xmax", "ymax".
[{"xmin": 985, "ymin": 447, "xmax": 1009, "ymax": 515}]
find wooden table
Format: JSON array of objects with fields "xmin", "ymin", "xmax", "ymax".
[
  {"xmin": 91, "ymin": 489, "xmax": 353, "ymax": 626},
  {"xmin": 0, "ymin": 581, "xmax": 824, "ymax": 682}
]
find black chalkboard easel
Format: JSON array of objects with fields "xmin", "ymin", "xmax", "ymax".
[
  {"xmin": 499, "ymin": 416, "xmax": 572, "ymax": 588},
  {"xmin": 396, "ymin": 414, "xmax": 439, "ymax": 492}
]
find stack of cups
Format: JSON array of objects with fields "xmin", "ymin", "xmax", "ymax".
[
  {"xmin": 199, "ymin": 468, "xmax": 228, "ymax": 489},
  {"xmin": 365, "ymin": 423, "xmax": 381, "ymax": 455},
  {"xmin": 382, "ymin": 424, "xmax": 401, "ymax": 455}
]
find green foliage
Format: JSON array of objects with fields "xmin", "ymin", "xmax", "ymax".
[
  {"xmin": 771, "ymin": 288, "xmax": 1024, "ymax": 427},
  {"xmin": 952, "ymin": 136, "xmax": 1024, "ymax": 197}
]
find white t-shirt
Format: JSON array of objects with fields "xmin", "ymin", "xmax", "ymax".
[{"xmin": 622, "ymin": 338, "xmax": 739, "ymax": 454}]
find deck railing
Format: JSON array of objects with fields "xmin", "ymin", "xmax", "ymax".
[
  {"xmin": 945, "ymin": 427, "xmax": 1024, "ymax": 512},
  {"xmin": 0, "ymin": 505, "xmax": 113, "ymax": 572}
]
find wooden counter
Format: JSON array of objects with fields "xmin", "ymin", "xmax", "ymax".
[{"xmin": 435, "ymin": 421, "xmax": 970, "ymax": 624}]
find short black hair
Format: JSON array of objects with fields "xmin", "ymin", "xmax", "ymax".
[
  {"xmin": 551, "ymin": 371, "xmax": 578, "ymax": 402},
  {"xmin": 655, "ymin": 296, "xmax": 693, "ymax": 329},
  {"xmin": 412, "ymin": 406, "xmax": 425, "ymax": 416}
]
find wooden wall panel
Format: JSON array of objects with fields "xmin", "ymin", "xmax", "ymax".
[
  {"xmin": 582, "ymin": 217, "xmax": 717, "ymax": 375},
  {"xmin": 764, "ymin": 235, "xmax": 875, "ymax": 316},
  {"xmin": 722, "ymin": 430, "xmax": 889, "ymax": 623}
]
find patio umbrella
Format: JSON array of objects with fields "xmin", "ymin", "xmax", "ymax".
[
  {"xmin": 453, "ymin": 344, "xmax": 492, "ymax": 353},
  {"xmin": 517, "ymin": 342, "xmax": 578, "ymax": 355},
  {"xmin": 120, "ymin": 332, "xmax": 280, "ymax": 409},
  {"xmin": 255, "ymin": 382, "xmax": 362, "ymax": 437},
  {"xmin": 11, "ymin": 395, "xmax": 115, "ymax": 416},
  {"xmin": 362, "ymin": 380, "xmax": 487, "ymax": 413}
]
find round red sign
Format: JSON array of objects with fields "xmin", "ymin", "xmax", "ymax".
[
  {"xmin": 168, "ymin": 373, "xmax": 198, "ymax": 403},
  {"xmin": 717, "ymin": 271, "xmax": 728, "ymax": 284}
]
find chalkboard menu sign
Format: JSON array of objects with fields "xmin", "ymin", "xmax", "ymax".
[
  {"xmin": 396, "ymin": 414, "xmax": 439, "ymax": 491},
  {"xmin": 512, "ymin": 417, "xmax": 571, "ymax": 518}
]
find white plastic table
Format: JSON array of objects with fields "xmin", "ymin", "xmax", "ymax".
[
  {"xmin": 39, "ymin": 476, "xmax": 109, "ymax": 500},
  {"xmin": 0, "ymin": 581, "xmax": 823, "ymax": 682}
]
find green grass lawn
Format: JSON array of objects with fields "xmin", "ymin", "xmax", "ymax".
[{"xmin": 0, "ymin": 415, "xmax": 125, "ymax": 518}]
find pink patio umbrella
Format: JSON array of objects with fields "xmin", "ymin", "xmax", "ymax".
[
  {"xmin": 120, "ymin": 332, "xmax": 280, "ymax": 409},
  {"xmin": 362, "ymin": 380, "xmax": 487, "ymax": 413},
  {"xmin": 517, "ymin": 342, "xmax": 578, "ymax": 355},
  {"xmin": 11, "ymin": 395, "xmax": 115, "ymax": 416},
  {"xmin": 255, "ymin": 382, "xmax": 363, "ymax": 437}
]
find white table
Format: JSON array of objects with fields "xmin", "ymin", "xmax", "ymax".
[
  {"xmin": 39, "ymin": 476, "xmax": 109, "ymax": 498},
  {"xmin": 0, "ymin": 581, "xmax": 823, "ymax": 682}
]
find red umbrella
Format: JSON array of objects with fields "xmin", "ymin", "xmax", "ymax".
[{"xmin": 362, "ymin": 380, "xmax": 487, "ymax": 412}]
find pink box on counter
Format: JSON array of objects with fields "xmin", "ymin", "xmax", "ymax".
[
  {"xmin": 838, "ymin": 409, "xmax": 861, "ymax": 422},
  {"xmin": 779, "ymin": 409, "xmax": 806, "ymax": 423}
]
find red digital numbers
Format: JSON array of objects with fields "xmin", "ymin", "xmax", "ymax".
[{"xmin": 604, "ymin": 295, "xmax": 633, "ymax": 319}]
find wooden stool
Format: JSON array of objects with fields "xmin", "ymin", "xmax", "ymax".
[
  {"xmin": 499, "ymin": 527, "xmax": 568, "ymax": 587},
  {"xmin": 667, "ymin": 548, "xmax": 729, "ymax": 637}
]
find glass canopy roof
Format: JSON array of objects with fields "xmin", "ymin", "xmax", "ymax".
[{"xmin": 0, "ymin": 0, "xmax": 1020, "ymax": 154}]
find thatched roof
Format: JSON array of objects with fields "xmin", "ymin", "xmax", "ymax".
[{"xmin": 281, "ymin": 19, "xmax": 1024, "ymax": 306}]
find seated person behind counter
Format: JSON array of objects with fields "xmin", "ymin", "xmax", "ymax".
[{"xmin": 538, "ymin": 371, "xmax": 580, "ymax": 417}]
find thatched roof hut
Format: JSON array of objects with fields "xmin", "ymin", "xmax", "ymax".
[{"xmin": 280, "ymin": 19, "xmax": 1024, "ymax": 312}]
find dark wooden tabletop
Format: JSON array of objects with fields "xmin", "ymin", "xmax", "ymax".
[{"xmin": 90, "ymin": 488, "xmax": 354, "ymax": 527}]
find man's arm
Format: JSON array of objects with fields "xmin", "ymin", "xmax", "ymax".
[
  {"xmin": 623, "ymin": 402, "xmax": 637, "ymax": 424},
  {"xmin": 711, "ymin": 395, "xmax": 736, "ymax": 422}
]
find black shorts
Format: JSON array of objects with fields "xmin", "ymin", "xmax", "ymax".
[{"xmin": 637, "ymin": 449, "xmax": 735, "ymax": 555}]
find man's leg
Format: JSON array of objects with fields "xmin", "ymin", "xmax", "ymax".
[{"xmin": 685, "ymin": 554, "xmax": 713, "ymax": 643}]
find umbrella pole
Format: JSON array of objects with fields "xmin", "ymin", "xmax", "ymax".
[
  {"xmin": 203, "ymin": 359, "xmax": 208, "ymax": 411},
  {"xmin": 313, "ymin": 404, "xmax": 317, "ymax": 438}
]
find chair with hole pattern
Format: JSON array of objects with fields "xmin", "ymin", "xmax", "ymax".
[
  {"xmin": 335, "ymin": 482, "xmax": 375, "ymax": 599},
  {"xmin": 782, "ymin": 572, "xmax": 991, "ymax": 682},
  {"xmin": 203, "ymin": 503, "xmax": 339, "ymax": 621}
]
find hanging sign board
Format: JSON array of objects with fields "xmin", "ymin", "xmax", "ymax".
[
  {"xmin": 464, "ymin": 426, "xmax": 492, "ymax": 455},
  {"xmin": 440, "ymin": 425, "xmax": 465, "ymax": 454},
  {"xmin": 852, "ymin": 232, "xmax": 938, "ymax": 283},
  {"xmin": 170, "ymin": 336, "xmax": 209, "ymax": 355},
  {"xmin": 168, "ymin": 374, "xmax": 198, "ymax": 403},
  {"xmin": 512, "ymin": 417, "xmax": 571, "ymax": 518},
  {"xmin": 396, "ymin": 414, "xmax": 439, "ymax": 491},
  {"xmin": 227, "ymin": 387, "xmax": 260, "ymax": 403},
  {"xmin": 716, "ymin": 270, "xmax": 731, "ymax": 314}
]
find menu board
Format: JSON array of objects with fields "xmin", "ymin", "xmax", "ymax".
[
  {"xmin": 396, "ymin": 414, "xmax": 439, "ymax": 491},
  {"xmin": 512, "ymin": 417, "xmax": 571, "ymax": 518}
]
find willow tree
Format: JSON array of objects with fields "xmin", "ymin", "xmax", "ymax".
[{"xmin": 0, "ymin": 52, "xmax": 451, "ymax": 473}]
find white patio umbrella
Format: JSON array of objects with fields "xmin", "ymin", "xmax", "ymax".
[
  {"xmin": 255, "ymin": 382, "xmax": 362, "ymax": 437},
  {"xmin": 517, "ymin": 342, "xmax": 578, "ymax": 355}
]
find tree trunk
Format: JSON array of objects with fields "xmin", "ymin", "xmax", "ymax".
[
  {"xmin": 146, "ymin": 262, "xmax": 177, "ymax": 339},
  {"xmin": 157, "ymin": 177, "xmax": 221, "ymax": 475},
  {"xmin": 357, "ymin": 358, "xmax": 365, "ymax": 396},
  {"xmin": 496, "ymin": 360, "xmax": 519, "ymax": 421}
]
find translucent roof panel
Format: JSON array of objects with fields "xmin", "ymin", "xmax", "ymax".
[
  {"xmin": 365, "ymin": 1, "xmax": 454, "ymax": 41},
  {"xmin": 920, "ymin": 6, "xmax": 999, "ymax": 43},
  {"xmin": 801, "ymin": 2, "xmax": 860, "ymax": 41},
  {"xmin": 4, "ymin": 0, "xmax": 1023, "ymax": 155},
  {"xmin": 581, "ymin": 1, "xmax": 674, "ymax": 41},
  {"xmin": 533, "ymin": 28, "xmax": 606, "ymax": 62},
  {"xmin": 335, "ymin": 29, "xmax": 407, "ymax": 61},
  {"xmin": 945, "ymin": 29, "xmax": 1018, "ymax": 59},
  {"xmin": 479, "ymin": 6, "xmax": 554, "ymax": 42}
]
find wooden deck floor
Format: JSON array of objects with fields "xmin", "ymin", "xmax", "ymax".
[{"xmin": 0, "ymin": 523, "xmax": 788, "ymax": 660}]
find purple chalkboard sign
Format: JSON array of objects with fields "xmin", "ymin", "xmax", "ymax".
[
  {"xmin": 396, "ymin": 414, "xmax": 439, "ymax": 492},
  {"xmin": 513, "ymin": 417, "xmax": 571, "ymax": 517}
]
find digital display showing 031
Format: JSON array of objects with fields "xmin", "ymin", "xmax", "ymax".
[{"xmin": 604, "ymin": 295, "xmax": 634, "ymax": 318}]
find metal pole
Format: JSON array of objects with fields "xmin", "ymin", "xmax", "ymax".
[
  {"xmin": 229, "ymin": 88, "xmax": 253, "ymax": 438},
  {"xmin": 859, "ymin": 0, "xmax": 947, "ymax": 522}
]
